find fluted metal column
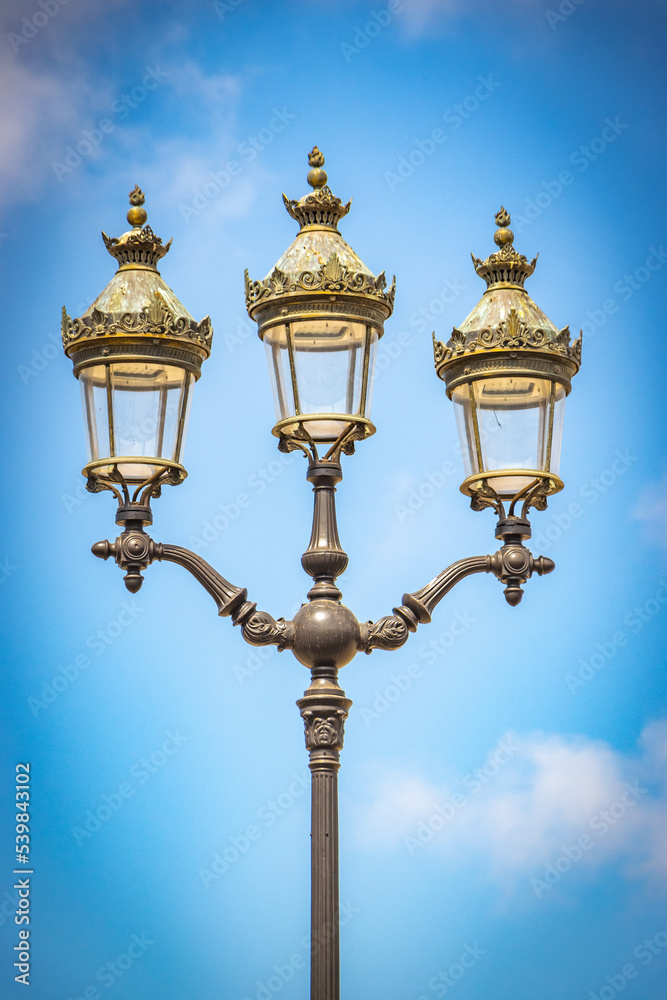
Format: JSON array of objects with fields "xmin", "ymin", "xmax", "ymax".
[{"xmin": 298, "ymin": 667, "xmax": 351, "ymax": 1000}]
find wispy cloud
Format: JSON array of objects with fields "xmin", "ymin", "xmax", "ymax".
[
  {"xmin": 0, "ymin": 6, "xmax": 250, "ymax": 216},
  {"xmin": 353, "ymin": 720, "xmax": 667, "ymax": 893}
]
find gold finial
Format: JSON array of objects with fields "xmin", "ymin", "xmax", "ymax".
[
  {"xmin": 127, "ymin": 185, "xmax": 147, "ymax": 229},
  {"xmin": 307, "ymin": 146, "xmax": 328, "ymax": 190},
  {"xmin": 494, "ymin": 206, "xmax": 514, "ymax": 247}
]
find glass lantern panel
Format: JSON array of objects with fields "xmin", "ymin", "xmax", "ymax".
[
  {"xmin": 263, "ymin": 320, "xmax": 378, "ymax": 442},
  {"xmin": 452, "ymin": 376, "xmax": 566, "ymax": 497},
  {"xmin": 78, "ymin": 363, "xmax": 193, "ymax": 482}
]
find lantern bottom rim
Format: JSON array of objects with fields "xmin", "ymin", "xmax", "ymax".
[
  {"xmin": 460, "ymin": 469, "xmax": 564, "ymax": 501},
  {"xmin": 271, "ymin": 413, "xmax": 375, "ymax": 445},
  {"xmin": 82, "ymin": 456, "xmax": 187, "ymax": 488}
]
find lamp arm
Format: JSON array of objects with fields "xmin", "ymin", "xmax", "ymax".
[
  {"xmin": 359, "ymin": 543, "xmax": 555, "ymax": 653},
  {"xmin": 91, "ymin": 531, "xmax": 294, "ymax": 652}
]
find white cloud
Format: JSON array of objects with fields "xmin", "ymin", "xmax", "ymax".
[
  {"xmin": 0, "ymin": 9, "xmax": 250, "ymax": 217},
  {"xmin": 352, "ymin": 721, "xmax": 667, "ymax": 894}
]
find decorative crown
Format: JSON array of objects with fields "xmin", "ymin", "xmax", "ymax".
[
  {"xmin": 282, "ymin": 147, "xmax": 352, "ymax": 230},
  {"xmin": 102, "ymin": 186, "xmax": 172, "ymax": 271},
  {"xmin": 61, "ymin": 186, "xmax": 212, "ymax": 360},
  {"xmin": 432, "ymin": 207, "xmax": 581, "ymax": 389},
  {"xmin": 471, "ymin": 207, "xmax": 538, "ymax": 288},
  {"xmin": 245, "ymin": 148, "xmax": 395, "ymax": 321}
]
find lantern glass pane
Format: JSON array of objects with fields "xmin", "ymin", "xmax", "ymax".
[
  {"xmin": 452, "ymin": 376, "xmax": 566, "ymax": 497},
  {"xmin": 263, "ymin": 319, "xmax": 378, "ymax": 442},
  {"xmin": 78, "ymin": 363, "xmax": 193, "ymax": 482}
]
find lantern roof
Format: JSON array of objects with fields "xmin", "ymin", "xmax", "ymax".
[
  {"xmin": 245, "ymin": 147, "xmax": 395, "ymax": 323},
  {"xmin": 433, "ymin": 207, "xmax": 581, "ymax": 393},
  {"xmin": 61, "ymin": 186, "xmax": 212, "ymax": 364}
]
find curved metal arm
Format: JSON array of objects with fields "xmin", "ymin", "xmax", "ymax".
[
  {"xmin": 359, "ymin": 544, "xmax": 555, "ymax": 653},
  {"xmin": 91, "ymin": 529, "xmax": 294, "ymax": 651},
  {"xmin": 359, "ymin": 555, "xmax": 490, "ymax": 653}
]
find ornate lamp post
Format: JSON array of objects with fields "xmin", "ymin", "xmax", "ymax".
[{"xmin": 62, "ymin": 152, "xmax": 580, "ymax": 1000}]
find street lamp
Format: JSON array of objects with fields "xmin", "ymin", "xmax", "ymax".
[
  {"xmin": 62, "ymin": 151, "xmax": 581, "ymax": 1000},
  {"xmin": 61, "ymin": 184, "xmax": 212, "ymax": 556}
]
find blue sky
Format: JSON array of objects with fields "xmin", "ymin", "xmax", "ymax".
[{"xmin": 1, "ymin": 1, "xmax": 666, "ymax": 998}]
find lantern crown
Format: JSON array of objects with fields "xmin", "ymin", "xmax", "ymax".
[
  {"xmin": 433, "ymin": 207, "xmax": 581, "ymax": 393},
  {"xmin": 245, "ymin": 147, "xmax": 395, "ymax": 322},
  {"xmin": 62, "ymin": 186, "xmax": 212, "ymax": 362}
]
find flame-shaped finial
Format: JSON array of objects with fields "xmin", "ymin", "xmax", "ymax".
[
  {"xmin": 307, "ymin": 147, "xmax": 328, "ymax": 190},
  {"xmin": 127, "ymin": 185, "xmax": 147, "ymax": 229},
  {"xmin": 493, "ymin": 206, "xmax": 514, "ymax": 248}
]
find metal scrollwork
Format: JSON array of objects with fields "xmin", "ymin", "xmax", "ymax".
[
  {"xmin": 244, "ymin": 253, "xmax": 396, "ymax": 311},
  {"xmin": 240, "ymin": 611, "xmax": 294, "ymax": 651},
  {"xmin": 362, "ymin": 615, "xmax": 409, "ymax": 652},
  {"xmin": 61, "ymin": 301, "xmax": 212, "ymax": 350},
  {"xmin": 437, "ymin": 308, "xmax": 579, "ymax": 367},
  {"xmin": 469, "ymin": 479, "xmax": 506, "ymax": 518}
]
